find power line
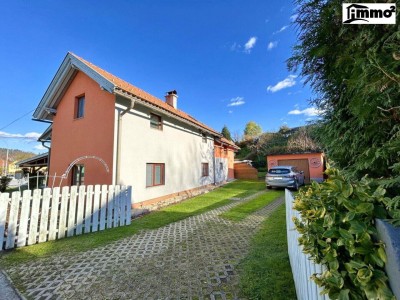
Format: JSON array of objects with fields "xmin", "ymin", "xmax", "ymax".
[{"xmin": 0, "ymin": 109, "xmax": 35, "ymax": 131}]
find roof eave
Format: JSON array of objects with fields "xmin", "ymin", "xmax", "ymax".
[
  {"xmin": 115, "ymin": 88, "xmax": 222, "ymax": 138},
  {"xmin": 33, "ymin": 52, "xmax": 115, "ymax": 121}
]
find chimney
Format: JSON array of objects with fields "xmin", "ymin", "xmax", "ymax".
[{"xmin": 165, "ymin": 90, "xmax": 178, "ymax": 109}]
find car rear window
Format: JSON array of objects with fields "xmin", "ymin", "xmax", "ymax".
[{"xmin": 269, "ymin": 168, "xmax": 290, "ymax": 174}]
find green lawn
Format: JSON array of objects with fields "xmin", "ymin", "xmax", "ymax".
[
  {"xmin": 219, "ymin": 190, "xmax": 283, "ymax": 221},
  {"xmin": 238, "ymin": 204, "xmax": 297, "ymax": 300},
  {"xmin": 0, "ymin": 180, "xmax": 265, "ymax": 267}
]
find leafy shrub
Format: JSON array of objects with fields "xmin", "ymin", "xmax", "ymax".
[
  {"xmin": 293, "ymin": 169, "xmax": 399, "ymax": 300},
  {"xmin": 0, "ymin": 176, "xmax": 12, "ymax": 192},
  {"xmin": 251, "ymin": 159, "xmax": 266, "ymax": 170}
]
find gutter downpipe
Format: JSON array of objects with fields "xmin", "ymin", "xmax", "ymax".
[
  {"xmin": 116, "ymin": 99, "xmax": 135, "ymax": 184},
  {"xmin": 41, "ymin": 140, "xmax": 51, "ymax": 187},
  {"xmin": 213, "ymin": 137, "xmax": 217, "ymax": 185}
]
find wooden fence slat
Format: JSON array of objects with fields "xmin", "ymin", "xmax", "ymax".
[
  {"xmin": 28, "ymin": 189, "xmax": 41, "ymax": 246},
  {"xmin": 67, "ymin": 186, "xmax": 78, "ymax": 237},
  {"xmin": 119, "ymin": 186, "xmax": 126, "ymax": 226},
  {"xmin": 39, "ymin": 188, "xmax": 51, "ymax": 243},
  {"xmin": 107, "ymin": 185, "xmax": 115, "ymax": 229},
  {"xmin": 99, "ymin": 185, "xmax": 107, "ymax": 231},
  {"xmin": 6, "ymin": 192, "xmax": 20, "ymax": 249},
  {"xmin": 17, "ymin": 190, "xmax": 31, "ymax": 247},
  {"xmin": 76, "ymin": 185, "xmax": 86, "ymax": 235},
  {"xmin": 58, "ymin": 186, "xmax": 69, "ymax": 239},
  {"xmin": 0, "ymin": 194, "xmax": 9, "ymax": 250},
  {"xmin": 84, "ymin": 185, "xmax": 93, "ymax": 233},
  {"xmin": 114, "ymin": 185, "xmax": 121, "ymax": 227},
  {"xmin": 93, "ymin": 185, "xmax": 101, "ymax": 232},
  {"xmin": 126, "ymin": 186, "xmax": 132, "ymax": 226},
  {"xmin": 49, "ymin": 187, "xmax": 60, "ymax": 241}
]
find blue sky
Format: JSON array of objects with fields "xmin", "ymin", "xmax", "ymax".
[{"xmin": 0, "ymin": 0, "xmax": 319, "ymax": 155}]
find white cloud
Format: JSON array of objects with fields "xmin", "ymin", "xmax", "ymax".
[
  {"xmin": 0, "ymin": 131, "xmax": 41, "ymax": 140},
  {"xmin": 273, "ymin": 25, "xmax": 289, "ymax": 35},
  {"xmin": 267, "ymin": 41, "xmax": 278, "ymax": 50},
  {"xmin": 244, "ymin": 37, "xmax": 257, "ymax": 53},
  {"xmin": 228, "ymin": 110, "xmax": 233, "ymax": 114},
  {"xmin": 34, "ymin": 144, "xmax": 46, "ymax": 151},
  {"xmin": 227, "ymin": 97, "xmax": 245, "ymax": 107},
  {"xmin": 290, "ymin": 14, "xmax": 298, "ymax": 22},
  {"xmin": 230, "ymin": 42, "xmax": 241, "ymax": 51},
  {"xmin": 288, "ymin": 107, "xmax": 323, "ymax": 117},
  {"xmin": 267, "ymin": 75, "xmax": 297, "ymax": 93}
]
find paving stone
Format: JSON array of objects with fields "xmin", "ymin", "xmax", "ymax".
[{"xmin": 4, "ymin": 192, "xmax": 284, "ymax": 299}]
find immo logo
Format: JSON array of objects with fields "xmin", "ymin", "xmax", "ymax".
[{"xmin": 342, "ymin": 3, "xmax": 396, "ymax": 24}]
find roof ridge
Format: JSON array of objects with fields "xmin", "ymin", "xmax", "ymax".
[{"xmin": 69, "ymin": 53, "xmax": 220, "ymax": 136}]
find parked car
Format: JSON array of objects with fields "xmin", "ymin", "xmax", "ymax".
[{"xmin": 265, "ymin": 165, "xmax": 305, "ymax": 190}]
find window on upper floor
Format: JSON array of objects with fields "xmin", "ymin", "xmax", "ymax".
[
  {"xmin": 202, "ymin": 133, "xmax": 207, "ymax": 143},
  {"xmin": 150, "ymin": 113, "xmax": 162, "ymax": 130},
  {"xmin": 75, "ymin": 95, "xmax": 85, "ymax": 119},
  {"xmin": 146, "ymin": 163, "xmax": 165, "ymax": 187}
]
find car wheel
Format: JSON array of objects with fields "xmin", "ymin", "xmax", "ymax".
[
  {"xmin": 294, "ymin": 180, "xmax": 299, "ymax": 191},
  {"xmin": 267, "ymin": 185, "xmax": 272, "ymax": 189}
]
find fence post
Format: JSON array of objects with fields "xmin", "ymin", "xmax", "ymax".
[{"xmin": 0, "ymin": 193, "xmax": 9, "ymax": 251}]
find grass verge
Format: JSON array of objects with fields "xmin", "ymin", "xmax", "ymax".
[
  {"xmin": 219, "ymin": 190, "xmax": 282, "ymax": 221},
  {"xmin": 0, "ymin": 180, "xmax": 265, "ymax": 267},
  {"xmin": 238, "ymin": 204, "xmax": 297, "ymax": 300}
]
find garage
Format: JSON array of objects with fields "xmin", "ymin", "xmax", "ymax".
[
  {"xmin": 277, "ymin": 159, "xmax": 310, "ymax": 184},
  {"xmin": 266, "ymin": 152, "xmax": 325, "ymax": 184}
]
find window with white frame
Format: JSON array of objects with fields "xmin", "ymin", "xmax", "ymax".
[{"xmin": 72, "ymin": 164, "xmax": 85, "ymax": 186}]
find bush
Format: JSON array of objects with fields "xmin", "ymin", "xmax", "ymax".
[
  {"xmin": 293, "ymin": 169, "xmax": 399, "ymax": 300},
  {"xmin": 0, "ymin": 176, "xmax": 12, "ymax": 192},
  {"xmin": 251, "ymin": 159, "xmax": 266, "ymax": 170}
]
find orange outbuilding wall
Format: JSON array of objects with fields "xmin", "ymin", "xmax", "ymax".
[
  {"xmin": 214, "ymin": 145, "xmax": 235, "ymax": 180},
  {"xmin": 49, "ymin": 71, "xmax": 115, "ymax": 186},
  {"xmin": 266, "ymin": 152, "xmax": 325, "ymax": 183}
]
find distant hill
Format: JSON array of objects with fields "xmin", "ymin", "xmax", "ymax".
[{"xmin": 0, "ymin": 148, "xmax": 36, "ymax": 163}]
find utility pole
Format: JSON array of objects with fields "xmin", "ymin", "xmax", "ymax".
[{"xmin": 5, "ymin": 149, "xmax": 9, "ymax": 176}]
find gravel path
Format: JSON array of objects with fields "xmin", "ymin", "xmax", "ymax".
[{"xmin": 5, "ymin": 192, "xmax": 284, "ymax": 300}]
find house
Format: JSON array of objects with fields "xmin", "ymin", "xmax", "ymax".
[
  {"xmin": 32, "ymin": 52, "xmax": 238, "ymax": 207},
  {"xmin": 266, "ymin": 152, "xmax": 325, "ymax": 183}
]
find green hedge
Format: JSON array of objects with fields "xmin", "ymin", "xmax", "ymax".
[{"xmin": 293, "ymin": 169, "xmax": 399, "ymax": 300}]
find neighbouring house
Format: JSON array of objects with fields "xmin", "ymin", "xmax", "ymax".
[
  {"xmin": 32, "ymin": 52, "xmax": 239, "ymax": 208},
  {"xmin": 266, "ymin": 152, "xmax": 325, "ymax": 184}
]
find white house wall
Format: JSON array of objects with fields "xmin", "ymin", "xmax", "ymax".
[
  {"xmin": 215, "ymin": 157, "xmax": 228, "ymax": 184},
  {"xmin": 116, "ymin": 101, "xmax": 215, "ymax": 204}
]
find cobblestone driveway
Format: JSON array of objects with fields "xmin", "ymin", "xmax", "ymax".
[{"xmin": 5, "ymin": 192, "xmax": 284, "ymax": 300}]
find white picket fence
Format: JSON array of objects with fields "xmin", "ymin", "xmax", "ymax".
[
  {"xmin": 285, "ymin": 189, "xmax": 330, "ymax": 300},
  {"xmin": 0, "ymin": 185, "xmax": 132, "ymax": 251}
]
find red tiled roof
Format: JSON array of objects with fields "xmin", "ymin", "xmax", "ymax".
[
  {"xmin": 220, "ymin": 137, "xmax": 240, "ymax": 150},
  {"xmin": 70, "ymin": 52, "xmax": 220, "ymax": 136}
]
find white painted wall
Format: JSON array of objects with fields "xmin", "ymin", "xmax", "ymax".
[
  {"xmin": 215, "ymin": 157, "xmax": 228, "ymax": 184},
  {"xmin": 116, "ymin": 100, "xmax": 215, "ymax": 204}
]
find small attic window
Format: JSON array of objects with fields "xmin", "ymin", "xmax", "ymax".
[
  {"xmin": 75, "ymin": 95, "xmax": 85, "ymax": 119},
  {"xmin": 202, "ymin": 133, "xmax": 207, "ymax": 143},
  {"xmin": 150, "ymin": 113, "xmax": 162, "ymax": 130}
]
